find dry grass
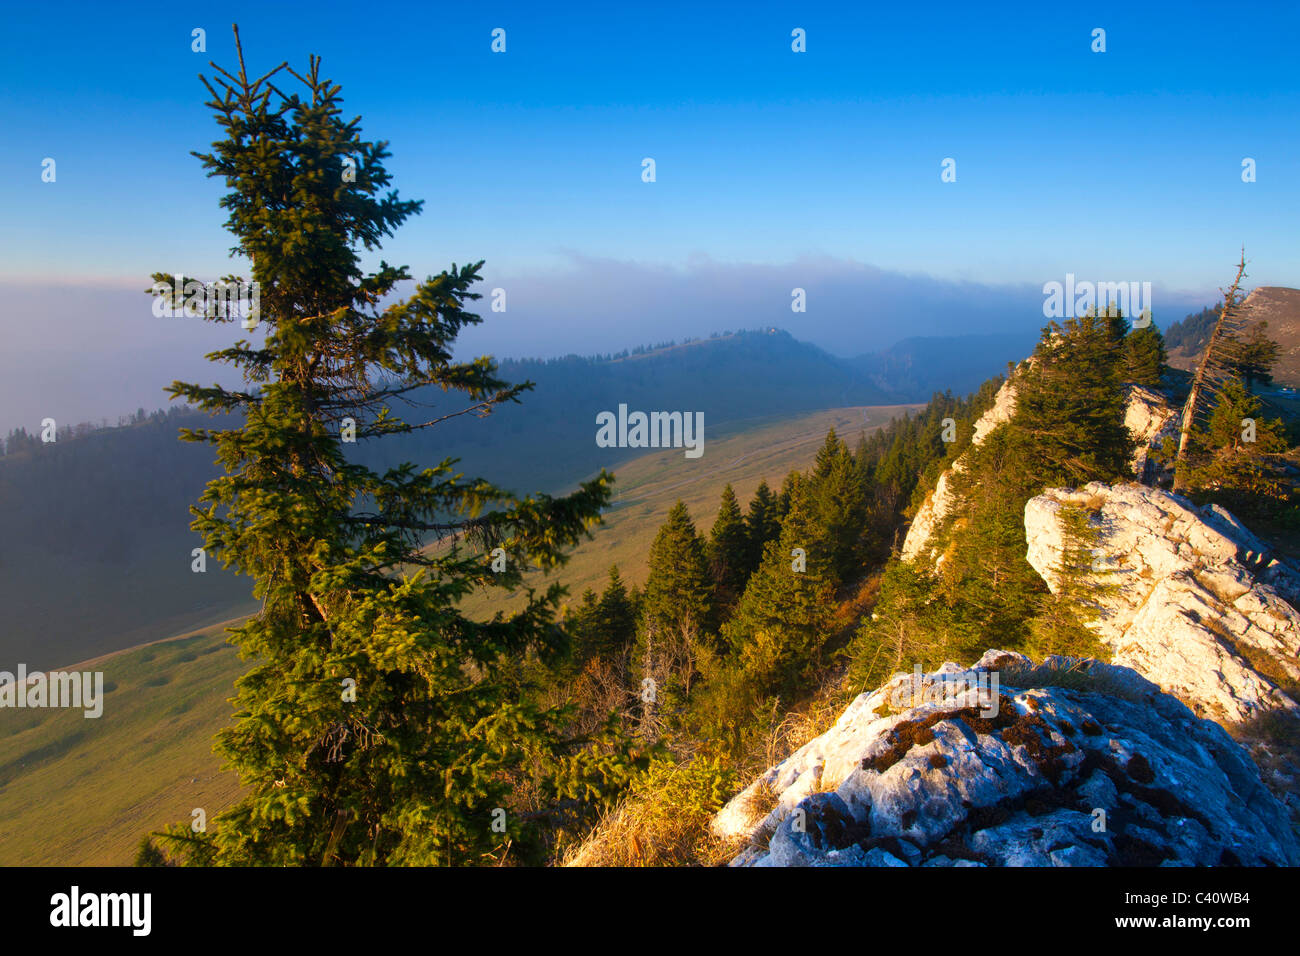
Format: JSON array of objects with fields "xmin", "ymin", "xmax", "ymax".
[
  {"xmin": 559, "ymin": 756, "xmax": 744, "ymax": 867},
  {"xmin": 993, "ymin": 656, "xmax": 1148, "ymax": 704},
  {"xmin": 1225, "ymin": 708, "xmax": 1300, "ymax": 844}
]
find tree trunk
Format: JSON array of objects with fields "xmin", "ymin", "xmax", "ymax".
[{"xmin": 1172, "ymin": 253, "xmax": 1248, "ymax": 492}]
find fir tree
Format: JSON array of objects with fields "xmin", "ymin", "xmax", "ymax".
[
  {"xmin": 804, "ymin": 430, "xmax": 869, "ymax": 582},
  {"xmin": 775, "ymin": 471, "xmax": 801, "ymax": 521},
  {"xmin": 596, "ymin": 565, "xmax": 637, "ymax": 654},
  {"xmin": 640, "ymin": 501, "xmax": 714, "ymax": 640},
  {"xmin": 742, "ymin": 480, "xmax": 781, "ymax": 574},
  {"xmin": 1026, "ymin": 504, "xmax": 1111, "ymax": 660},
  {"xmin": 150, "ymin": 30, "xmax": 627, "ymax": 866},
  {"xmin": 1224, "ymin": 321, "xmax": 1280, "ymax": 394},
  {"xmin": 722, "ymin": 487, "xmax": 836, "ymax": 700},
  {"xmin": 1012, "ymin": 313, "xmax": 1135, "ymax": 487},
  {"xmin": 1124, "ymin": 324, "xmax": 1167, "ymax": 388},
  {"xmin": 706, "ymin": 484, "xmax": 749, "ymax": 611}
]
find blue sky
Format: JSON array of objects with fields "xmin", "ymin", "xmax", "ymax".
[{"xmin": 1, "ymin": 0, "xmax": 1297, "ymax": 429}]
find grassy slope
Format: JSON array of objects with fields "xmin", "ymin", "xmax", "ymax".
[
  {"xmin": 0, "ymin": 624, "xmax": 245, "ymax": 866},
  {"xmin": 457, "ymin": 405, "xmax": 914, "ymax": 619},
  {"xmin": 0, "ymin": 404, "xmax": 915, "ymax": 866}
]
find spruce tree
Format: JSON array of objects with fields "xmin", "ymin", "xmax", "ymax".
[
  {"xmin": 805, "ymin": 431, "xmax": 869, "ymax": 581},
  {"xmin": 775, "ymin": 471, "xmax": 801, "ymax": 521},
  {"xmin": 706, "ymin": 484, "xmax": 749, "ymax": 611},
  {"xmin": 1026, "ymin": 504, "xmax": 1111, "ymax": 660},
  {"xmin": 743, "ymin": 479, "xmax": 781, "ymax": 574},
  {"xmin": 722, "ymin": 487, "xmax": 836, "ymax": 700},
  {"xmin": 1224, "ymin": 321, "xmax": 1280, "ymax": 394},
  {"xmin": 1012, "ymin": 313, "xmax": 1134, "ymax": 487},
  {"xmin": 1124, "ymin": 324, "xmax": 1168, "ymax": 388},
  {"xmin": 596, "ymin": 565, "xmax": 637, "ymax": 654},
  {"xmin": 1202, "ymin": 377, "xmax": 1287, "ymax": 454},
  {"xmin": 151, "ymin": 31, "xmax": 624, "ymax": 866},
  {"xmin": 641, "ymin": 501, "xmax": 713, "ymax": 639}
]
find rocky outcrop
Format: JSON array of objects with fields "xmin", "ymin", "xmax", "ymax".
[
  {"xmin": 1024, "ymin": 482, "xmax": 1300, "ymax": 724},
  {"xmin": 901, "ymin": 379, "xmax": 1179, "ymax": 563},
  {"xmin": 712, "ymin": 653, "xmax": 1299, "ymax": 867},
  {"xmin": 1124, "ymin": 384, "xmax": 1179, "ymax": 483},
  {"xmin": 900, "ymin": 377, "xmax": 1018, "ymax": 562}
]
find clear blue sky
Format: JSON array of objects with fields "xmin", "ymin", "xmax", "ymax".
[
  {"xmin": 1, "ymin": 0, "xmax": 1297, "ymax": 429},
  {"xmin": 3, "ymin": 0, "xmax": 1297, "ymax": 283}
]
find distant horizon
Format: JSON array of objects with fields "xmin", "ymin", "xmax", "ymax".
[
  {"xmin": 0, "ymin": 294, "xmax": 1236, "ymax": 437},
  {"xmin": 4, "ymin": 1, "xmax": 1297, "ymax": 432}
]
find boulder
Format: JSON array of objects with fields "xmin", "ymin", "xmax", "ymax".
[
  {"xmin": 713, "ymin": 653, "xmax": 1299, "ymax": 866},
  {"xmin": 1025, "ymin": 482, "xmax": 1300, "ymax": 723}
]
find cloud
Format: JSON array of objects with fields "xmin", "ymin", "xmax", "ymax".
[
  {"xmin": 457, "ymin": 253, "xmax": 1212, "ymax": 360},
  {"xmin": 0, "ymin": 260, "xmax": 1216, "ymax": 433}
]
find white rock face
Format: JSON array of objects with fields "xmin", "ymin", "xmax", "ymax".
[
  {"xmin": 899, "ymin": 377, "xmax": 1185, "ymax": 564},
  {"xmin": 1124, "ymin": 384, "xmax": 1180, "ymax": 481},
  {"xmin": 714, "ymin": 653, "xmax": 1298, "ymax": 867},
  {"xmin": 901, "ymin": 379, "xmax": 1177, "ymax": 563},
  {"xmin": 1024, "ymin": 482, "xmax": 1300, "ymax": 723},
  {"xmin": 900, "ymin": 377, "xmax": 1018, "ymax": 562}
]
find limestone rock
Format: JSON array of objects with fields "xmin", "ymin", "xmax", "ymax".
[
  {"xmin": 1124, "ymin": 384, "xmax": 1179, "ymax": 482},
  {"xmin": 901, "ymin": 379, "xmax": 1178, "ymax": 564},
  {"xmin": 713, "ymin": 654, "xmax": 1298, "ymax": 867},
  {"xmin": 901, "ymin": 377, "xmax": 1018, "ymax": 562},
  {"xmin": 1024, "ymin": 482, "xmax": 1300, "ymax": 723}
]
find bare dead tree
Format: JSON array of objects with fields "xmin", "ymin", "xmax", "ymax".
[{"xmin": 1172, "ymin": 250, "xmax": 1250, "ymax": 492}]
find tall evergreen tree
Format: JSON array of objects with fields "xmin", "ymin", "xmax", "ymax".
[
  {"xmin": 1012, "ymin": 313, "xmax": 1134, "ymax": 487},
  {"xmin": 1224, "ymin": 321, "xmax": 1280, "ymax": 394},
  {"xmin": 1124, "ymin": 324, "xmax": 1168, "ymax": 388},
  {"xmin": 1026, "ymin": 504, "xmax": 1111, "ymax": 660},
  {"xmin": 596, "ymin": 565, "xmax": 637, "ymax": 654},
  {"xmin": 1202, "ymin": 377, "xmax": 1287, "ymax": 454},
  {"xmin": 641, "ymin": 501, "xmax": 714, "ymax": 640},
  {"xmin": 722, "ymin": 486, "xmax": 836, "ymax": 699},
  {"xmin": 775, "ymin": 471, "xmax": 801, "ymax": 521},
  {"xmin": 706, "ymin": 484, "xmax": 749, "ymax": 612},
  {"xmin": 805, "ymin": 430, "xmax": 869, "ymax": 581},
  {"xmin": 743, "ymin": 479, "xmax": 781, "ymax": 574},
  {"xmin": 151, "ymin": 32, "xmax": 625, "ymax": 866}
]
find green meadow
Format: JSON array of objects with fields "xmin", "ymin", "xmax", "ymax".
[{"xmin": 0, "ymin": 404, "xmax": 914, "ymax": 865}]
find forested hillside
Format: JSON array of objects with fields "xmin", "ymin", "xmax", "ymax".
[
  {"xmin": 557, "ymin": 306, "xmax": 1300, "ymax": 866},
  {"xmin": 0, "ymin": 328, "xmax": 1016, "ymax": 670}
]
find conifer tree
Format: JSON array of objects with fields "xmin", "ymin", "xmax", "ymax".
[
  {"xmin": 775, "ymin": 471, "xmax": 801, "ymax": 521},
  {"xmin": 596, "ymin": 565, "xmax": 637, "ymax": 654},
  {"xmin": 641, "ymin": 501, "xmax": 713, "ymax": 640},
  {"xmin": 1124, "ymin": 324, "xmax": 1168, "ymax": 388},
  {"xmin": 564, "ymin": 587, "xmax": 604, "ymax": 662},
  {"xmin": 722, "ymin": 487, "xmax": 836, "ymax": 699},
  {"xmin": 1224, "ymin": 321, "xmax": 1280, "ymax": 394},
  {"xmin": 1012, "ymin": 312, "xmax": 1134, "ymax": 487},
  {"xmin": 1174, "ymin": 254, "xmax": 1250, "ymax": 491},
  {"xmin": 743, "ymin": 479, "xmax": 781, "ymax": 574},
  {"xmin": 805, "ymin": 430, "xmax": 869, "ymax": 581},
  {"xmin": 1027, "ymin": 504, "xmax": 1111, "ymax": 660},
  {"xmin": 150, "ymin": 30, "xmax": 625, "ymax": 866},
  {"xmin": 706, "ymin": 484, "xmax": 749, "ymax": 611}
]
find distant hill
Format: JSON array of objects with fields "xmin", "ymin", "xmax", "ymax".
[
  {"xmin": 0, "ymin": 403, "xmax": 917, "ymax": 865},
  {"xmin": 849, "ymin": 332, "xmax": 1038, "ymax": 400},
  {"xmin": 1166, "ymin": 286, "xmax": 1300, "ymax": 389},
  {"xmin": 0, "ymin": 327, "xmax": 1018, "ymax": 670}
]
